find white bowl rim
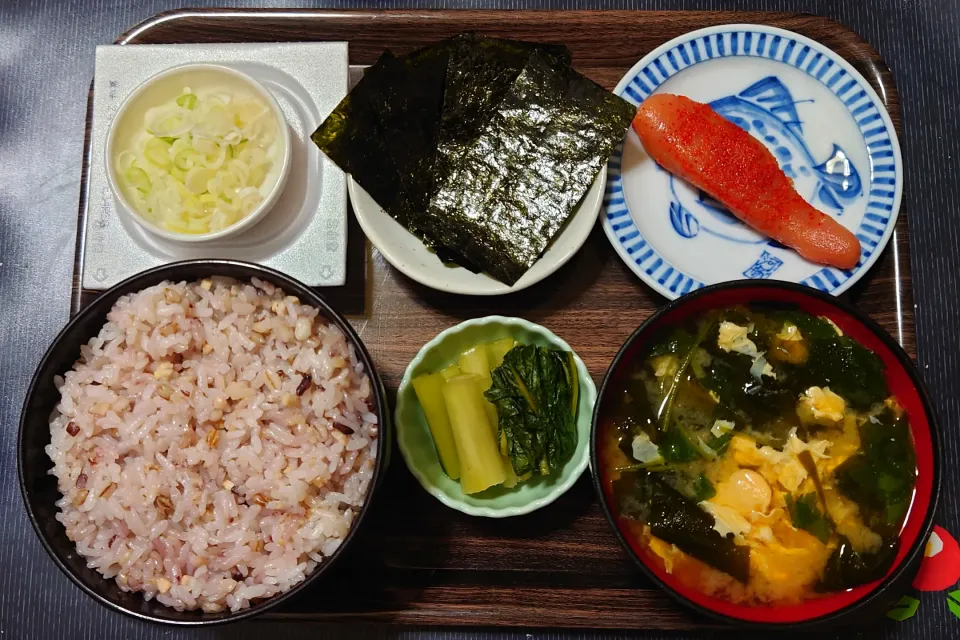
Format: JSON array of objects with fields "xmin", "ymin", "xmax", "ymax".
[
  {"xmin": 104, "ymin": 62, "xmax": 293, "ymax": 244},
  {"xmin": 348, "ymin": 166, "xmax": 606, "ymax": 296},
  {"xmin": 394, "ymin": 315, "xmax": 597, "ymax": 518}
]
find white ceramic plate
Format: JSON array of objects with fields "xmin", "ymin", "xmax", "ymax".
[
  {"xmin": 349, "ymin": 167, "xmax": 606, "ymax": 295},
  {"xmin": 602, "ymin": 25, "xmax": 903, "ymax": 299}
]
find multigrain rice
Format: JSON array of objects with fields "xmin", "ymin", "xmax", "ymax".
[{"xmin": 46, "ymin": 278, "xmax": 378, "ymax": 612}]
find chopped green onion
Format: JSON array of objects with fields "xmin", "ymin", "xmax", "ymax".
[
  {"xmin": 176, "ymin": 93, "xmax": 197, "ymax": 110},
  {"xmin": 173, "ymin": 149, "xmax": 195, "ymax": 171},
  {"xmin": 248, "ymin": 165, "xmax": 266, "ymax": 187},
  {"xmin": 144, "ymin": 138, "xmax": 172, "ymax": 168},
  {"xmin": 169, "ymin": 166, "xmax": 187, "ymax": 183},
  {"xmin": 124, "ymin": 166, "xmax": 151, "ymax": 192},
  {"xmin": 185, "ymin": 167, "xmax": 215, "ymax": 194},
  {"xmin": 116, "ymin": 87, "xmax": 276, "ymax": 234}
]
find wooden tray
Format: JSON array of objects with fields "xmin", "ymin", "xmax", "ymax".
[{"xmin": 71, "ymin": 9, "xmax": 914, "ymax": 630}]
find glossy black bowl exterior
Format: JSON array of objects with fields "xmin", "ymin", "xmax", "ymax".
[
  {"xmin": 589, "ymin": 280, "xmax": 941, "ymax": 629},
  {"xmin": 18, "ymin": 260, "xmax": 390, "ymax": 626}
]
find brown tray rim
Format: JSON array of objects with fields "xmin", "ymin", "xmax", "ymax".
[{"xmin": 65, "ymin": 9, "xmax": 917, "ymax": 631}]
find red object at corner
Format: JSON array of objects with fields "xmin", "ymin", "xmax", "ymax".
[{"xmin": 913, "ymin": 526, "xmax": 960, "ymax": 592}]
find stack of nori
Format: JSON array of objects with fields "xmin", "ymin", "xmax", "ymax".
[
  {"xmin": 311, "ymin": 52, "xmax": 416, "ymax": 226},
  {"xmin": 312, "ymin": 32, "xmax": 635, "ymax": 286}
]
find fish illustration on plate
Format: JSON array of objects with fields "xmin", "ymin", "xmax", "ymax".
[{"xmin": 667, "ymin": 76, "xmax": 863, "ymax": 245}]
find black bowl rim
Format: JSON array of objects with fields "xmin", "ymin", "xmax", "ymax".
[
  {"xmin": 17, "ymin": 258, "xmax": 391, "ymax": 626},
  {"xmin": 589, "ymin": 279, "xmax": 942, "ymax": 630}
]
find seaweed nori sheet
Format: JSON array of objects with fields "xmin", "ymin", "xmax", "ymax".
[
  {"xmin": 438, "ymin": 33, "xmax": 571, "ymax": 149},
  {"xmin": 365, "ymin": 42, "xmax": 450, "ymax": 217},
  {"xmin": 426, "ymin": 50, "xmax": 636, "ymax": 285},
  {"xmin": 311, "ymin": 52, "xmax": 417, "ymax": 227},
  {"xmin": 311, "ymin": 33, "xmax": 635, "ymax": 286}
]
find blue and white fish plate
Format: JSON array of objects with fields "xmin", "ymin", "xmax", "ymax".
[{"xmin": 603, "ymin": 25, "xmax": 903, "ymax": 299}]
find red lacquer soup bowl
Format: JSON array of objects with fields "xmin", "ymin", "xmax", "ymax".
[{"xmin": 590, "ymin": 280, "xmax": 941, "ymax": 628}]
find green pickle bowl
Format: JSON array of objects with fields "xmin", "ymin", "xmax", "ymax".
[{"xmin": 395, "ymin": 316, "xmax": 596, "ymax": 517}]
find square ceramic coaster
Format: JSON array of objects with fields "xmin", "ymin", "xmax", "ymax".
[{"xmin": 82, "ymin": 42, "xmax": 349, "ymax": 289}]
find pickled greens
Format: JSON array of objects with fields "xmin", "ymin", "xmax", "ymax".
[
  {"xmin": 485, "ymin": 344, "xmax": 579, "ymax": 478},
  {"xmin": 410, "ymin": 336, "xmax": 580, "ymax": 493}
]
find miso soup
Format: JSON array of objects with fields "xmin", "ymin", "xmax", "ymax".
[{"xmin": 599, "ymin": 306, "xmax": 917, "ymax": 605}]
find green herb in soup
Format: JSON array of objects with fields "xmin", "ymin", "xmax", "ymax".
[{"xmin": 600, "ymin": 305, "xmax": 917, "ymax": 606}]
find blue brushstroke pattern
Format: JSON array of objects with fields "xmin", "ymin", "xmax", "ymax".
[
  {"xmin": 697, "ymin": 191, "xmax": 740, "ymax": 224},
  {"xmin": 668, "ymin": 76, "xmax": 864, "ymax": 245},
  {"xmin": 813, "ymin": 143, "xmax": 862, "ymax": 207},
  {"xmin": 742, "ymin": 250, "xmax": 785, "ymax": 279},
  {"xmin": 670, "ymin": 201, "xmax": 700, "ymax": 238},
  {"xmin": 709, "ymin": 76, "xmax": 862, "ymax": 211}
]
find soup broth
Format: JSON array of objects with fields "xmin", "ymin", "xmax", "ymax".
[{"xmin": 600, "ymin": 306, "xmax": 918, "ymax": 606}]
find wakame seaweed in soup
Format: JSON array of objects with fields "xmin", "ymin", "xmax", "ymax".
[{"xmin": 600, "ymin": 306, "xmax": 917, "ymax": 606}]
